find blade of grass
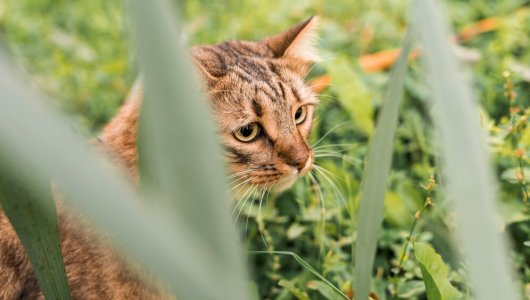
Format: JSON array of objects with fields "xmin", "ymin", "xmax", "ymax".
[
  {"xmin": 354, "ymin": 32, "xmax": 413, "ymax": 300},
  {"xmin": 0, "ymin": 169, "xmax": 71, "ymax": 299},
  {"xmin": 249, "ymin": 251, "xmax": 350, "ymax": 300},
  {"xmin": 413, "ymin": 0, "xmax": 518, "ymax": 299},
  {"xmin": 128, "ymin": 0, "xmax": 251, "ymax": 298},
  {"xmin": 0, "ymin": 45, "xmax": 244, "ymax": 300}
]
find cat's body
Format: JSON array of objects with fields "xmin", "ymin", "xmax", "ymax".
[{"xmin": 0, "ymin": 17, "xmax": 319, "ymax": 299}]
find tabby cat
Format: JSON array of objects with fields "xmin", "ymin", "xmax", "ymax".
[{"xmin": 0, "ymin": 16, "xmax": 319, "ymax": 299}]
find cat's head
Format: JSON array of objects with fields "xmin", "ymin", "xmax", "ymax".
[{"xmin": 191, "ymin": 17, "xmax": 319, "ymax": 192}]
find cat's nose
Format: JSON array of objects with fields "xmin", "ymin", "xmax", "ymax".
[
  {"xmin": 298, "ymin": 155, "xmax": 313, "ymax": 175},
  {"xmin": 285, "ymin": 152, "xmax": 313, "ymax": 174}
]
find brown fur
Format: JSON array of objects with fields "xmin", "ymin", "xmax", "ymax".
[{"xmin": 0, "ymin": 17, "xmax": 319, "ymax": 299}]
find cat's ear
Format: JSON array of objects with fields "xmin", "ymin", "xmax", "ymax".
[
  {"xmin": 262, "ymin": 16, "xmax": 320, "ymax": 62},
  {"xmin": 190, "ymin": 46, "xmax": 227, "ymax": 86}
]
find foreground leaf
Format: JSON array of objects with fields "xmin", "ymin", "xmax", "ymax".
[
  {"xmin": 354, "ymin": 31, "xmax": 414, "ymax": 300},
  {"xmin": 413, "ymin": 0, "xmax": 518, "ymax": 299},
  {"xmin": 414, "ymin": 242, "xmax": 461, "ymax": 300},
  {"xmin": 0, "ymin": 170, "xmax": 71, "ymax": 300}
]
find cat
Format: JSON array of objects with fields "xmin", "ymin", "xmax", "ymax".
[{"xmin": 0, "ymin": 16, "xmax": 320, "ymax": 299}]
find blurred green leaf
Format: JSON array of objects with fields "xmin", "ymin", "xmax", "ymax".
[
  {"xmin": 354, "ymin": 32, "xmax": 413, "ymax": 300},
  {"xmin": 0, "ymin": 170, "xmax": 71, "ymax": 300},
  {"xmin": 414, "ymin": 242, "xmax": 461, "ymax": 300},
  {"xmin": 129, "ymin": 0, "xmax": 251, "ymax": 298},
  {"xmin": 413, "ymin": 0, "xmax": 519, "ymax": 299}
]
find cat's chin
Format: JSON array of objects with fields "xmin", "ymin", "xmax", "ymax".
[{"xmin": 270, "ymin": 173, "xmax": 300, "ymax": 193}]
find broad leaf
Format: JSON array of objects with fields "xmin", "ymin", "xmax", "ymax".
[{"xmin": 414, "ymin": 242, "xmax": 461, "ymax": 300}]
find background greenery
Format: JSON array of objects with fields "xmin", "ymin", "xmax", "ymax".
[{"xmin": 1, "ymin": 0, "xmax": 529, "ymax": 299}]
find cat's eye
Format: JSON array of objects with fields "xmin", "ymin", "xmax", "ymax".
[
  {"xmin": 294, "ymin": 105, "xmax": 308, "ymax": 124},
  {"xmin": 234, "ymin": 122, "xmax": 260, "ymax": 142}
]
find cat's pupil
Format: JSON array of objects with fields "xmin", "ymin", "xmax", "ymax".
[
  {"xmin": 295, "ymin": 108, "xmax": 303, "ymax": 119},
  {"xmin": 241, "ymin": 124, "xmax": 253, "ymax": 137}
]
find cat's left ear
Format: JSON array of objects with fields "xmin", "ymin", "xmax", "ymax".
[{"xmin": 262, "ymin": 16, "xmax": 320, "ymax": 63}]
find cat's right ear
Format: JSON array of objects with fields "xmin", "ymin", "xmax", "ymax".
[
  {"xmin": 262, "ymin": 16, "xmax": 320, "ymax": 63},
  {"xmin": 190, "ymin": 46, "xmax": 226, "ymax": 87}
]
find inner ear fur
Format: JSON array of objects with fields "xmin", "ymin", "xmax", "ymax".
[{"xmin": 261, "ymin": 16, "xmax": 320, "ymax": 63}]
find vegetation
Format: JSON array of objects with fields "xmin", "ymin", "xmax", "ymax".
[{"xmin": 1, "ymin": 0, "xmax": 530, "ymax": 299}]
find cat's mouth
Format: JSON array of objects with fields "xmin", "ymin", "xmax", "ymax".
[
  {"xmin": 271, "ymin": 154, "xmax": 313, "ymax": 192},
  {"xmin": 230, "ymin": 154, "xmax": 314, "ymax": 196}
]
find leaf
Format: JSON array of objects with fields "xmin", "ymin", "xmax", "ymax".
[
  {"xmin": 413, "ymin": 0, "xmax": 519, "ymax": 299},
  {"xmin": 413, "ymin": 242, "xmax": 461, "ymax": 300},
  {"xmin": 250, "ymin": 251, "xmax": 350, "ymax": 300},
  {"xmin": 325, "ymin": 56, "xmax": 374, "ymax": 136},
  {"xmin": 307, "ymin": 280, "xmax": 344, "ymax": 300},
  {"xmin": 0, "ymin": 170, "xmax": 71, "ymax": 300},
  {"xmin": 396, "ymin": 280, "xmax": 426, "ymax": 299},
  {"xmin": 384, "ymin": 191, "xmax": 410, "ymax": 227},
  {"xmin": 354, "ymin": 31, "xmax": 414, "ymax": 300},
  {"xmin": 279, "ymin": 280, "xmax": 310, "ymax": 300},
  {"xmin": 129, "ymin": 1, "xmax": 250, "ymax": 298},
  {"xmin": 287, "ymin": 223, "xmax": 307, "ymax": 240},
  {"xmin": 500, "ymin": 167, "xmax": 530, "ymax": 184}
]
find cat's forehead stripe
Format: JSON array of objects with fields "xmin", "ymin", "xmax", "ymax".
[{"xmin": 252, "ymin": 98, "xmax": 263, "ymax": 117}]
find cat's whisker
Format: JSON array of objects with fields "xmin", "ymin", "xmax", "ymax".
[
  {"xmin": 303, "ymin": 54, "xmax": 334, "ymax": 80},
  {"xmin": 235, "ymin": 184, "xmax": 260, "ymax": 224},
  {"xmin": 226, "ymin": 169, "xmax": 256, "ymax": 180},
  {"xmin": 230, "ymin": 176, "xmax": 255, "ymax": 194},
  {"xmin": 314, "ymin": 93, "xmax": 341, "ymax": 102},
  {"xmin": 314, "ymin": 149, "xmax": 352, "ymax": 156},
  {"xmin": 244, "ymin": 186, "xmax": 261, "ymax": 242},
  {"xmin": 257, "ymin": 183, "xmax": 271, "ymax": 248},
  {"xmin": 228, "ymin": 172, "xmax": 258, "ymax": 188},
  {"xmin": 311, "ymin": 121, "xmax": 353, "ymax": 148},
  {"xmin": 313, "ymin": 163, "xmax": 342, "ymax": 184},
  {"xmin": 313, "ymin": 164, "xmax": 352, "ymax": 217},
  {"xmin": 231, "ymin": 182, "xmax": 257, "ymax": 216},
  {"xmin": 244, "ymin": 185, "xmax": 268, "ymax": 242},
  {"xmin": 312, "ymin": 143, "xmax": 359, "ymax": 151},
  {"xmin": 308, "ymin": 172, "xmax": 326, "ymax": 261},
  {"xmin": 314, "ymin": 153, "xmax": 362, "ymax": 169},
  {"xmin": 303, "ymin": 62, "xmax": 321, "ymax": 80}
]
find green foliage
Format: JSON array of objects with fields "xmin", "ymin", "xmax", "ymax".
[{"xmin": 413, "ymin": 242, "xmax": 461, "ymax": 300}]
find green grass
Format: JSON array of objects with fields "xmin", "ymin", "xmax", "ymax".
[{"xmin": 1, "ymin": 0, "xmax": 530, "ymax": 299}]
